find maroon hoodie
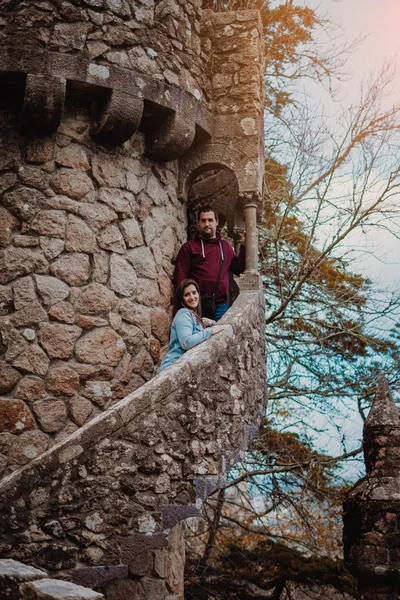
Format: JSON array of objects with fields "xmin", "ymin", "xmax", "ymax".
[{"xmin": 174, "ymin": 234, "xmax": 245, "ymax": 303}]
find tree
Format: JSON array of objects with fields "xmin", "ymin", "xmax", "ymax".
[{"xmin": 185, "ymin": 2, "xmax": 400, "ymax": 598}]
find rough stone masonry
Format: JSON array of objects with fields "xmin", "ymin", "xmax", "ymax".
[
  {"xmin": 0, "ymin": 1, "xmax": 267, "ymax": 598},
  {"xmin": 0, "ymin": 1, "xmax": 265, "ymax": 476}
]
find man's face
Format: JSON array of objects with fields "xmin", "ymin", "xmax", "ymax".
[{"xmin": 198, "ymin": 211, "xmax": 218, "ymax": 239}]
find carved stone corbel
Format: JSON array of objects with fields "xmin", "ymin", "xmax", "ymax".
[
  {"xmin": 145, "ymin": 111, "xmax": 196, "ymax": 161},
  {"xmin": 90, "ymin": 88, "xmax": 144, "ymax": 146},
  {"xmin": 21, "ymin": 74, "xmax": 66, "ymax": 135}
]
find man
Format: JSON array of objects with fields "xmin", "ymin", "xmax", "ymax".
[{"xmin": 175, "ymin": 206, "xmax": 245, "ymax": 321}]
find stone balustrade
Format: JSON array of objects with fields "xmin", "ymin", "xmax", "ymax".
[{"xmin": 0, "ymin": 280, "xmax": 266, "ymax": 597}]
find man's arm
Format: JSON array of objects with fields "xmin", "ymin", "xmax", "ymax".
[{"xmin": 174, "ymin": 243, "xmax": 192, "ymax": 286}]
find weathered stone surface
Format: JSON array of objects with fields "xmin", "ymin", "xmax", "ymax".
[
  {"xmin": 11, "ymin": 302, "xmax": 48, "ymax": 328},
  {"xmin": 0, "ymin": 398, "xmax": 33, "ymax": 433},
  {"xmin": 109, "ymin": 255, "xmax": 137, "ymax": 297},
  {"xmin": 158, "ymin": 271, "xmax": 174, "ymax": 309},
  {"xmin": 0, "ymin": 248, "xmax": 48, "ymax": 284},
  {"xmin": 75, "ymin": 328, "xmax": 126, "ymax": 366},
  {"xmin": 12, "ymin": 345, "xmax": 50, "ymax": 376},
  {"xmin": 3, "ymin": 328, "xmax": 29, "ymax": 363},
  {"xmin": 25, "ymin": 137, "xmax": 54, "ymax": 164},
  {"xmin": 98, "ymin": 189, "xmax": 133, "ymax": 218},
  {"xmin": 81, "ymin": 381, "xmax": 114, "ymax": 408},
  {"xmin": 35, "ymin": 275, "xmax": 70, "ymax": 306},
  {"xmin": 0, "ymin": 207, "xmax": 18, "ymax": 248},
  {"xmin": 69, "ymin": 395, "xmax": 93, "ymax": 426},
  {"xmin": 13, "ymin": 277, "xmax": 36, "ymax": 310},
  {"xmin": 92, "ymin": 156, "xmax": 126, "ymax": 188},
  {"xmin": 18, "ymin": 166, "xmax": 49, "ymax": 190},
  {"xmin": 120, "ymin": 323, "xmax": 145, "ymax": 354},
  {"xmin": 39, "ymin": 237, "xmax": 65, "ymax": 261},
  {"xmin": 31, "ymin": 211, "xmax": 66, "ymax": 238},
  {"xmin": 0, "ymin": 559, "xmax": 47, "ymax": 599},
  {"xmin": 55, "ymin": 144, "xmax": 90, "ymax": 171},
  {"xmin": 76, "ymin": 284, "xmax": 117, "ymax": 316},
  {"xmin": 131, "ymin": 348, "xmax": 154, "ymax": 380},
  {"xmin": 7, "ymin": 430, "xmax": 50, "ymax": 465},
  {"xmin": 13, "ymin": 376, "xmax": 45, "ymax": 402},
  {"xmin": 119, "ymin": 219, "xmax": 144, "ymax": 249},
  {"xmin": 0, "ymin": 362, "xmax": 20, "ymax": 394},
  {"xmin": 126, "ymin": 246, "xmax": 157, "ymax": 279},
  {"xmin": 136, "ymin": 278, "xmax": 160, "ymax": 306},
  {"xmin": 105, "ymin": 578, "xmax": 141, "ymax": 600},
  {"xmin": 65, "ymin": 215, "xmax": 97, "ymax": 253},
  {"xmin": 48, "ymin": 302, "xmax": 75, "ymax": 324},
  {"xmin": 14, "ymin": 235, "xmax": 40, "ymax": 248},
  {"xmin": 75, "ymin": 315, "xmax": 108, "ymax": 329},
  {"xmin": 21, "ymin": 577, "xmax": 104, "ymax": 599},
  {"xmin": 151, "ymin": 309, "xmax": 170, "ymax": 344},
  {"xmin": 33, "ymin": 398, "xmax": 67, "ymax": 433},
  {"xmin": 50, "ymin": 254, "xmax": 90, "ymax": 286},
  {"xmin": 38, "ymin": 324, "xmax": 82, "ymax": 359},
  {"xmin": 46, "ymin": 363, "xmax": 80, "ymax": 396},
  {"xmin": 0, "ymin": 285, "xmax": 13, "ymax": 315},
  {"xmin": 98, "ymin": 224, "xmax": 126, "ymax": 254},
  {"xmin": 118, "ymin": 300, "xmax": 151, "ymax": 334},
  {"xmin": 50, "ymin": 169, "xmax": 94, "ymax": 200},
  {"xmin": 93, "ymin": 252, "xmax": 109, "ymax": 284},
  {"xmin": 2, "ymin": 187, "xmax": 46, "ymax": 222}
]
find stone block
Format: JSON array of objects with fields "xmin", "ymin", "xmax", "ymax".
[
  {"xmin": 69, "ymin": 395, "xmax": 93, "ymax": 426},
  {"xmin": 119, "ymin": 219, "xmax": 144, "ymax": 248},
  {"xmin": 0, "ymin": 398, "xmax": 33, "ymax": 433},
  {"xmin": 50, "ymin": 254, "xmax": 90, "ymax": 286},
  {"xmin": 110, "ymin": 254, "xmax": 137, "ymax": 297},
  {"xmin": 39, "ymin": 237, "xmax": 65, "ymax": 261},
  {"xmin": 76, "ymin": 284, "xmax": 117, "ymax": 316},
  {"xmin": 0, "ymin": 559, "xmax": 47, "ymax": 600},
  {"xmin": 126, "ymin": 246, "xmax": 157, "ymax": 279},
  {"xmin": 46, "ymin": 363, "xmax": 80, "ymax": 396},
  {"xmin": 65, "ymin": 215, "xmax": 97, "ymax": 253},
  {"xmin": 0, "ymin": 362, "xmax": 20, "ymax": 394},
  {"xmin": 50, "ymin": 169, "xmax": 94, "ymax": 200},
  {"xmin": 55, "ymin": 144, "xmax": 90, "ymax": 171},
  {"xmin": 0, "ymin": 207, "xmax": 18, "ymax": 248},
  {"xmin": 7, "ymin": 430, "xmax": 49, "ymax": 465},
  {"xmin": 2, "ymin": 187, "xmax": 46, "ymax": 222},
  {"xmin": 48, "ymin": 301, "xmax": 75, "ymax": 324},
  {"xmin": 12, "ymin": 345, "xmax": 50, "ymax": 376},
  {"xmin": 151, "ymin": 309, "xmax": 170, "ymax": 344},
  {"xmin": 0, "ymin": 248, "xmax": 48, "ymax": 285},
  {"xmin": 35, "ymin": 275, "xmax": 70, "ymax": 306},
  {"xmin": 33, "ymin": 398, "xmax": 68, "ymax": 433},
  {"xmin": 31, "ymin": 210, "xmax": 66, "ymax": 238},
  {"xmin": 38, "ymin": 323, "xmax": 82, "ymax": 359},
  {"xmin": 98, "ymin": 224, "xmax": 126, "ymax": 254},
  {"xmin": 13, "ymin": 376, "xmax": 45, "ymax": 402},
  {"xmin": 24, "ymin": 137, "xmax": 55, "ymax": 164},
  {"xmin": 21, "ymin": 577, "xmax": 104, "ymax": 599},
  {"xmin": 75, "ymin": 327, "xmax": 126, "ymax": 366}
]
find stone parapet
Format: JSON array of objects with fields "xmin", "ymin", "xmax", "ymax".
[
  {"xmin": 0, "ymin": 282, "xmax": 266, "ymax": 596},
  {"xmin": 0, "ymin": 559, "xmax": 104, "ymax": 600}
]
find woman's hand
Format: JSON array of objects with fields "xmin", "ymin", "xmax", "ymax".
[
  {"xmin": 202, "ymin": 317, "xmax": 215, "ymax": 327},
  {"xmin": 211, "ymin": 324, "xmax": 231, "ymax": 334}
]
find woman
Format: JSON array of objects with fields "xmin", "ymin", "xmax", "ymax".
[{"xmin": 159, "ymin": 279, "xmax": 230, "ymax": 372}]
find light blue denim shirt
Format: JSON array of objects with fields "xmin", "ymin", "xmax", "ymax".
[{"xmin": 159, "ymin": 308, "xmax": 212, "ymax": 372}]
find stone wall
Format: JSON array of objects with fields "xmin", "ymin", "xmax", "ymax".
[
  {"xmin": 0, "ymin": 0, "xmax": 215, "ymax": 477},
  {"xmin": 0, "ymin": 116, "xmax": 185, "ymax": 476},
  {"xmin": 0, "ymin": 0, "xmax": 209, "ymax": 104},
  {"xmin": 0, "ymin": 283, "xmax": 266, "ymax": 597}
]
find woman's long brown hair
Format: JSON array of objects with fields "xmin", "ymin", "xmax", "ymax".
[{"xmin": 172, "ymin": 279, "xmax": 203, "ymax": 322}]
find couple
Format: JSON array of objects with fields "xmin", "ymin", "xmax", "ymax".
[{"xmin": 159, "ymin": 206, "xmax": 245, "ymax": 373}]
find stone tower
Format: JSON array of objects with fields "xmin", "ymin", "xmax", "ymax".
[
  {"xmin": 0, "ymin": 2, "xmax": 267, "ymax": 598},
  {"xmin": 343, "ymin": 377, "xmax": 400, "ymax": 599},
  {"xmin": 0, "ymin": 1, "xmax": 265, "ymax": 475}
]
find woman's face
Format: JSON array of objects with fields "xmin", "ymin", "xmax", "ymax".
[{"xmin": 182, "ymin": 284, "xmax": 199, "ymax": 310}]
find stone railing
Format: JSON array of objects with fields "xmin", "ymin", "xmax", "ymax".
[
  {"xmin": 0, "ymin": 559, "xmax": 103, "ymax": 600},
  {"xmin": 0, "ymin": 280, "xmax": 266, "ymax": 597}
]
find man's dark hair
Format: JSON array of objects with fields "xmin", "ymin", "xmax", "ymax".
[{"xmin": 197, "ymin": 205, "xmax": 218, "ymax": 221}]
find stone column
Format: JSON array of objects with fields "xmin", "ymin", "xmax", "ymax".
[
  {"xmin": 242, "ymin": 193, "xmax": 259, "ymax": 274},
  {"xmin": 343, "ymin": 376, "xmax": 400, "ymax": 599}
]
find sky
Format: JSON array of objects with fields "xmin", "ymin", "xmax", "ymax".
[{"xmin": 305, "ymin": 0, "xmax": 400, "ymax": 287}]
